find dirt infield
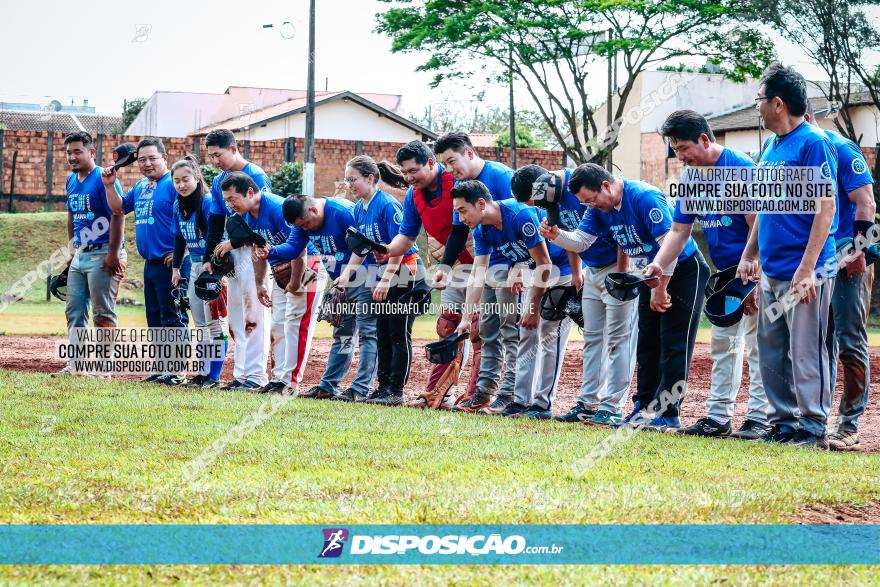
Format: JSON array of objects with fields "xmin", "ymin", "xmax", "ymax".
[{"xmin": 2, "ymin": 335, "xmax": 878, "ymax": 453}]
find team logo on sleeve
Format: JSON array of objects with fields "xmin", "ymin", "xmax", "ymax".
[
  {"xmin": 394, "ymin": 210, "xmax": 403, "ymax": 225},
  {"xmin": 820, "ymin": 162, "xmax": 832, "ymax": 179},
  {"xmin": 648, "ymin": 208, "xmax": 664, "ymax": 224},
  {"xmin": 522, "ymin": 222, "xmax": 537, "ymax": 237},
  {"xmin": 319, "ymin": 528, "xmax": 349, "ymax": 558},
  {"xmin": 852, "ymin": 157, "xmax": 868, "ymax": 175}
]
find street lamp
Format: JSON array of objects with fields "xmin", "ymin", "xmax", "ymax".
[{"xmin": 263, "ymin": 1, "xmax": 316, "ymax": 196}]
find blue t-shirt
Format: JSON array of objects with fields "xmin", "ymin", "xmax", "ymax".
[
  {"xmin": 579, "ymin": 179, "xmax": 697, "ymax": 263},
  {"xmin": 672, "ymin": 148, "xmax": 754, "ymax": 270},
  {"xmin": 451, "ymin": 160, "xmax": 515, "ymax": 267},
  {"xmin": 557, "ymin": 168, "xmax": 618, "ymax": 268},
  {"xmin": 210, "ymin": 162, "xmax": 272, "ymax": 217},
  {"xmin": 276, "ymin": 197, "xmax": 355, "ymax": 280},
  {"xmin": 66, "ymin": 166, "xmax": 120, "ymax": 246},
  {"xmin": 757, "ymin": 121, "xmax": 838, "ymax": 280},
  {"xmin": 353, "ymin": 190, "xmax": 418, "ymax": 264},
  {"xmin": 473, "ymin": 200, "xmax": 571, "ymax": 275},
  {"xmin": 824, "ymin": 130, "xmax": 874, "ymax": 241},
  {"xmin": 121, "ymin": 171, "xmax": 178, "ymax": 260},
  {"xmin": 241, "ymin": 191, "xmax": 309, "ymax": 266},
  {"xmin": 172, "ymin": 195, "xmax": 213, "ymax": 257}
]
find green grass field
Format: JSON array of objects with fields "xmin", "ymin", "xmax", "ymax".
[{"xmin": 1, "ymin": 370, "xmax": 879, "ymax": 584}]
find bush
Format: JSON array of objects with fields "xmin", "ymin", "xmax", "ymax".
[
  {"xmin": 200, "ymin": 164, "xmax": 221, "ymax": 188},
  {"xmin": 270, "ymin": 162, "xmax": 304, "ymax": 197}
]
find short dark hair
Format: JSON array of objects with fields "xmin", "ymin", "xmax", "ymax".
[
  {"xmin": 282, "ymin": 194, "xmax": 312, "ymax": 224},
  {"xmin": 136, "ymin": 136, "xmax": 166, "ymax": 157},
  {"xmin": 510, "ymin": 164, "xmax": 548, "ymax": 202},
  {"xmin": 568, "ymin": 163, "xmax": 613, "ymax": 194},
  {"xmin": 396, "ymin": 141, "xmax": 434, "ymax": 166},
  {"xmin": 759, "ymin": 63, "xmax": 808, "ymax": 117},
  {"xmin": 205, "ymin": 129, "xmax": 237, "ymax": 149},
  {"xmin": 660, "ymin": 110, "xmax": 715, "ymax": 143},
  {"xmin": 63, "ymin": 131, "xmax": 93, "ymax": 147},
  {"xmin": 451, "ymin": 180, "xmax": 491, "ymax": 205},
  {"xmin": 434, "ymin": 132, "xmax": 474, "ymax": 155},
  {"xmin": 220, "ymin": 171, "xmax": 258, "ymax": 195}
]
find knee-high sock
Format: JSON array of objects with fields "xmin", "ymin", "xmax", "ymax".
[{"xmin": 209, "ymin": 336, "xmax": 228, "ymax": 381}]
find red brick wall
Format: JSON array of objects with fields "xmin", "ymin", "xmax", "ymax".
[
  {"xmin": 640, "ymin": 132, "xmax": 683, "ymax": 190},
  {"xmin": 0, "ymin": 130, "xmax": 565, "ymax": 210}
]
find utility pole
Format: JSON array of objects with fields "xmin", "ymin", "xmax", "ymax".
[
  {"xmin": 509, "ymin": 45, "xmax": 516, "ymax": 168},
  {"xmin": 303, "ymin": 0, "xmax": 317, "ymax": 196}
]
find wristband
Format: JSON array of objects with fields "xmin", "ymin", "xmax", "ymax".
[{"xmin": 854, "ymin": 220, "xmax": 874, "ymax": 240}]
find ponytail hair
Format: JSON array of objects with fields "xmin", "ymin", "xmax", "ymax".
[
  {"xmin": 171, "ymin": 155, "xmax": 208, "ymax": 236},
  {"xmin": 345, "ymin": 155, "xmax": 408, "ymax": 190}
]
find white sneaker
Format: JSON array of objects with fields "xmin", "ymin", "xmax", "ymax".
[
  {"xmin": 51, "ymin": 365, "xmax": 74, "ymax": 378},
  {"xmin": 440, "ymin": 386, "xmax": 458, "ymax": 410}
]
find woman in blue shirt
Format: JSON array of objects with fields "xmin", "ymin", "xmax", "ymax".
[
  {"xmin": 337, "ymin": 155, "xmax": 427, "ymax": 406},
  {"xmin": 170, "ymin": 156, "xmax": 227, "ymax": 388}
]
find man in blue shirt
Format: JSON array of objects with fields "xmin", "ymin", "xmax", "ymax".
[
  {"xmin": 737, "ymin": 64, "xmax": 839, "ymax": 448},
  {"xmin": 452, "ymin": 180, "xmax": 573, "ymax": 419},
  {"xmin": 434, "ymin": 132, "xmax": 520, "ymax": 415},
  {"xmin": 542, "ymin": 163, "xmax": 709, "ymax": 432},
  {"xmin": 220, "ymin": 172, "xmax": 326, "ymax": 395},
  {"xmin": 53, "ymin": 132, "xmax": 127, "ymax": 377},
  {"xmin": 644, "ymin": 110, "xmax": 769, "ymax": 440},
  {"xmin": 279, "ymin": 194, "xmax": 378, "ymax": 402},
  {"xmin": 805, "ymin": 105, "xmax": 876, "ymax": 451},
  {"xmin": 512, "ymin": 164, "xmax": 637, "ymax": 427},
  {"xmin": 103, "ymin": 137, "xmax": 190, "ymax": 385},
  {"xmin": 201, "ymin": 129, "xmax": 272, "ymax": 391}
]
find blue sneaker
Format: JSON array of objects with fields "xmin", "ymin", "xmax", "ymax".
[
  {"xmin": 615, "ymin": 401, "xmax": 646, "ymax": 428},
  {"xmin": 645, "ymin": 415, "xmax": 681, "ymax": 433}
]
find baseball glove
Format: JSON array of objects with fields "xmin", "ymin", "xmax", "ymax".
[{"xmin": 318, "ymin": 286, "xmax": 347, "ymax": 328}]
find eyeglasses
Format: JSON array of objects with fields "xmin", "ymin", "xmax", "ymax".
[
  {"xmin": 754, "ymin": 95, "xmax": 772, "ymax": 104},
  {"xmin": 342, "ymin": 177, "xmax": 359, "ymax": 185}
]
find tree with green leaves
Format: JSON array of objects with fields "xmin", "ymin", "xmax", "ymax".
[
  {"xmin": 756, "ymin": 0, "xmax": 880, "ymax": 144},
  {"xmin": 376, "ymin": 0, "xmax": 774, "ymax": 166},
  {"xmin": 495, "ymin": 124, "xmax": 542, "ymax": 149},
  {"xmin": 117, "ymin": 98, "xmax": 147, "ymax": 133},
  {"xmin": 409, "ymin": 103, "xmax": 555, "ymax": 147}
]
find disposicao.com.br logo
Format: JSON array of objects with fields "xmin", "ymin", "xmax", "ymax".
[{"xmin": 319, "ymin": 529, "xmax": 563, "ymax": 558}]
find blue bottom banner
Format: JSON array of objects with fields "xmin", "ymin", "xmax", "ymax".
[{"xmin": 1, "ymin": 524, "xmax": 878, "ymax": 565}]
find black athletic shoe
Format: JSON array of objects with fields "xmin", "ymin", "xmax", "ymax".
[
  {"xmin": 365, "ymin": 388, "xmax": 403, "ymax": 406},
  {"xmin": 511, "ymin": 405, "xmax": 553, "ymax": 419},
  {"xmin": 220, "ymin": 379, "xmax": 246, "ymax": 391},
  {"xmin": 185, "ymin": 375, "xmax": 208, "ymax": 388},
  {"xmin": 200, "ymin": 378, "xmax": 220, "ymax": 389},
  {"xmin": 332, "ymin": 388, "xmax": 368, "ymax": 402},
  {"xmin": 788, "ymin": 429, "xmax": 829, "ymax": 450},
  {"xmin": 299, "ymin": 385, "xmax": 333, "ymax": 399},
  {"xmin": 677, "ymin": 417, "xmax": 732, "ymax": 438},
  {"xmin": 142, "ymin": 373, "xmax": 164, "ymax": 383},
  {"xmin": 554, "ymin": 403, "xmax": 597, "ymax": 423},
  {"xmin": 260, "ymin": 381, "xmax": 287, "ymax": 394},
  {"xmin": 498, "ymin": 401, "xmax": 530, "ymax": 417},
  {"xmin": 158, "ymin": 374, "xmax": 186, "ymax": 386},
  {"xmin": 731, "ymin": 419, "xmax": 771, "ymax": 441},
  {"xmin": 762, "ymin": 424, "xmax": 797, "ymax": 444}
]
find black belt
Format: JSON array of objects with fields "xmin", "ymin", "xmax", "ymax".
[{"xmin": 79, "ymin": 243, "xmax": 105, "ymax": 252}]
